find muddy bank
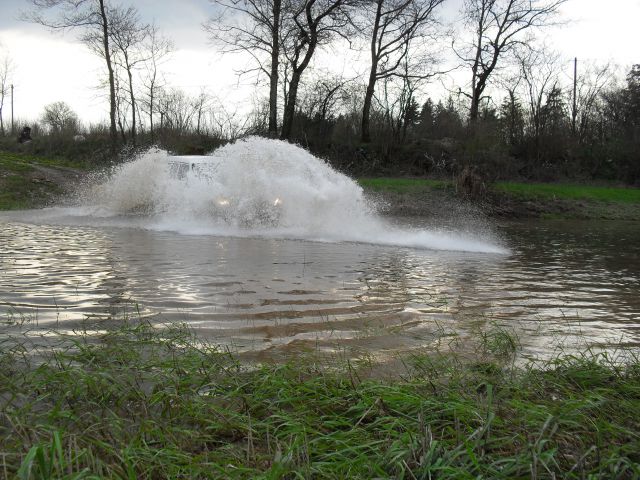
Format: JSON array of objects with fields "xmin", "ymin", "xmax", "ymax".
[
  {"xmin": 3, "ymin": 148, "xmax": 638, "ymax": 222},
  {"xmin": 365, "ymin": 186, "xmax": 484, "ymax": 221},
  {"xmin": 486, "ymin": 191, "xmax": 640, "ymax": 221},
  {"xmin": 364, "ymin": 184, "xmax": 640, "ymax": 221},
  {"xmin": 0, "ymin": 152, "xmax": 87, "ymax": 209}
]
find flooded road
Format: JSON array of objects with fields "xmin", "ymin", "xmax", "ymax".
[{"xmin": 1, "ymin": 216, "xmax": 638, "ymax": 361}]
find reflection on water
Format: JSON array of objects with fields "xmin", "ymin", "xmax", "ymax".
[{"xmin": 1, "ymin": 218, "xmax": 639, "ymax": 360}]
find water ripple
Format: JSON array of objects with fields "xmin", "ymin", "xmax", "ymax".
[{"xmin": 1, "ymin": 218, "xmax": 639, "ymax": 359}]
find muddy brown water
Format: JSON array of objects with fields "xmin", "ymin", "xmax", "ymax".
[{"xmin": 1, "ymin": 217, "xmax": 639, "ymax": 361}]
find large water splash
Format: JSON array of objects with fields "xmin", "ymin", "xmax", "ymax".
[{"xmin": 80, "ymin": 137, "xmax": 506, "ymax": 253}]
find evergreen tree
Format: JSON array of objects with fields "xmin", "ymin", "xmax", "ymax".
[
  {"xmin": 625, "ymin": 65, "xmax": 640, "ymax": 137},
  {"xmin": 417, "ymin": 98, "xmax": 435, "ymax": 137},
  {"xmin": 433, "ymin": 97, "xmax": 463, "ymax": 138},
  {"xmin": 540, "ymin": 86, "xmax": 567, "ymax": 136},
  {"xmin": 499, "ymin": 95, "xmax": 525, "ymax": 147}
]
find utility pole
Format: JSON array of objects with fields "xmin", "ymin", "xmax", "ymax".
[
  {"xmin": 10, "ymin": 84, "xmax": 14, "ymax": 134},
  {"xmin": 572, "ymin": 58, "xmax": 577, "ymax": 136}
]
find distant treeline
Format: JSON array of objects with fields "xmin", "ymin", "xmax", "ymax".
[
  {"xmin": 289, "ymin": 63, "xmax": 640, "ymax": 185},
  {"xmin": 2, "ymin": 63, "xmax": 639, "ymax": 185},
  {"xmin": 0, "ymin": 0, "xmax": 638, "ymax": 184}
]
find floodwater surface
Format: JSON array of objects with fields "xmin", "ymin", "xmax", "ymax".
[
  {"xmin": 1, "ymin": 139, "xmax": 639, "ymax": 360},
  {"xmin": 1, "ymin": 216, "xmax": 638, "ymax": 361}
]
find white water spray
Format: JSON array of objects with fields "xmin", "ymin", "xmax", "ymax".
[{"xmin": 79, "ymin": 137, "xmax": 506, "ymax": 253}]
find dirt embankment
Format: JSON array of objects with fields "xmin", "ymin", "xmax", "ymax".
[
  {"xmin": 485, "ymin": 191, "xmax": 640, "ymax": 221},
  {"xmin": 364, "ymin": 186, "xmax": 640, "ymax": 221},
  {"xmin": 365, "ymin": 187, "xmax": 483, "ymax": 220},
  {"xmin": 3, "ymin": 150, "xmax": 639, "ymax": 222},
  {"xmin": 0, "ymin": 155, "xmax": 87, "ymax": 209},
  {"xmin": 28, "ymin": 164, "xmax": 86, "ymax": 190}
]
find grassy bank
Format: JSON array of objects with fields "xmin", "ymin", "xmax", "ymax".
[
  {"xmin": 2, "ymin": 149, "xmax": 639, "ymax": 220},
  {"xmin": 358, "ymin": 177, "xmax": 640, "ymax": 204},
  {"xmin": 490, "ymin": 181, "xmax": 640, "ymax": 220},
  {"xmin": 1, "ymin": 322, "xmax": 638, "ymax": 479},
  {"xmin": 0, "ymin": 151, "xmax": 87, "ymax": 210},
  {"xmin": 494, "ymin": 182, "xmax": 640, "ymax": 204},
  {"xmin": 358, "ymin": 177, "xmax": 640, "ymax": 220}
]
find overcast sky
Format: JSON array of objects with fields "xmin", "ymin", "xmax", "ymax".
[{"xmin": 1, "ymin": 0, "xmax": 639, "ymax": 126}]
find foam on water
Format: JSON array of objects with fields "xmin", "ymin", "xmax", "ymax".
[{"xmin": 73, "ymin": 137, "xmax": 506, "ymax": 254}]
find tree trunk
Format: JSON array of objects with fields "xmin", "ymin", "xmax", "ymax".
[
  {"xmin": 149, "ymin": 70, "xmax": 156, "ymax": 142},
  {"xmin": 99, "ymin": 0, "xmax": 118, "ymax": 153},
  {"xmin": 278, "ymin": 0, "xmax": 323, "ymax": 141},
  {"xmin": 280, "ymin": 43, "xmax": 317, "ymax": 140},
  {"xmin": 149, "ymin": 90, "xmax": 154, "ymax": 141},
  {"xmin": 469, "ymin": 90, "xmax": 480, "ymax": 121},
  {"xmin": 361, "ymin": 68, "xmax": 377, "ymax": 143},
  {"xmin": 361, "ymin": 0, "xmax": 383, "ymax": 143},
  {"xmin": 118, "ymin": 115, "xmax": 126, "ymax": 144},
  {"xmin": 470, "ymin": 74, "xmax": 487, "ymax": 122},
  {"xmin": 0, "ymin": 91, "xmax": 4, "ymax": 135},
  {"xmin": 281, "ymin": 70, "xmax": 302, "ymax": 140},
  {"xmin": 469, "ymin": 8, "xmax": 484, "ymax": 124},
  {"xmin": 508, "ymin": 90, "xmax": 517, "ymax": 144},
  {"xmin": 126, "ymin": 58, "xmax": 137, "ymax": 146},
  {"xmin": 401, "ymin": 92, "xmax": 412, "ymax": 142},
  {"xmin": 268, "ymin": 0, "xmax": 281, "ymax": 136}
]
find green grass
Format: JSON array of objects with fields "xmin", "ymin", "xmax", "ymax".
[
  {"xmin": 0, "ymin": 150, "xmax": 87, "ymax": 171},
  {"xmin": 0, "ymin": 174, "xmax": 62, "ymax": 210},
  {"xmin": 0, "ymin": 175, "xmax": 32, "ymax": 210},
  {"xmin": 359, "ymin": 177, "xmax": 640, "ymax": 204},
  {"xmin": 495, "ymin": 182, "xmax": 640, "ymax": 204},
  {"xmin": 1, "ymin": 322, "xmax": 638, "ymax": 479},
  {"xmin": 0, "ymin": 150, "xmax": 82, "ymax": 210},
  {"xmin": 358, "ymin": 177, "xmax": 450, "ymax": 193}
]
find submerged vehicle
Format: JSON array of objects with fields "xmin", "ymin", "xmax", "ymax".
[{"xmin": 166, "ymin": 155, "xmax": 283, "ymax": 227}]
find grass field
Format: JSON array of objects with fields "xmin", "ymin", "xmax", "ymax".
[
  {"xmin": 0, "ymin": 151, "xmax": 86, "ymax": 172},
  {"xmin": 495, "ymin": 182, "xmax": 640, "ymax": 204},
  {"xmin": 1, "ymin": 322, "xmax": 638, "ymax": 479},
  {"xmin": 0, "ymin": 151, "xmax": 86, "ymax": 210},
  {"xmin": 2, "ymin": 154, "xmax": 639, "ymax": 214},
  {"xmin": 359, "ymin": 177, "xmax": 640, "ymax": 204}
]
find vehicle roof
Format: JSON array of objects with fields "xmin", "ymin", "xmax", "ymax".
[{"xmin": 168, "ymin": 155, "xmax": 215, "ymax": 164}]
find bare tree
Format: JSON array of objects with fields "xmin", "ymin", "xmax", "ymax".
[
  {"xmin": 205, "ymin": 0, "xmax": 283, "ymax": 136},
  {"xmin": 157, "ymin": 88, "xmax": 198, "ymax": 134},
  {"xmin": 207, "ymin": 101, "xmax": 251, "ymax": 139},
  {"xmin": 192, "ymin": 89, "xmax": 213, "ymax": 135},
  {"xmin": 516, "ymin": 46, "xmax": 561, "ymax": 143},
  {"xmin": 280, "ymin": 0, "xmax": 358, "ymax": 140},
  {"xmin": 0, "ymin": 52, "xmax": 13, "ymax": 136},
  {"xmin": 573, "ymin": 61, "xmax": 613, "ymax": 143},
  {"xmin": 360, "ymin": 0, "xmax": 445, "ymax": 142},
  {"xmin": 27, "ymin": 0, "xmax": 119, "ymax": 151},
  {"xmin": 496, "ymin": 67, "xmax": 524, "ymax": 146},
  {"xmin": 246, "ymin": 96, "xmax": 271, "ymax": 133},
  {"xmin": 113, "ymin": 72, "xmax": 128, "ymax": 143},
  {"xmin": 456, "ymin": 0, "xmax": 567, "ymax": 122},
  {"xmin": 108, "ymin": 6, "xmax": 149, "ymax": 146},
  {"xmin": 42, "ymin": 101, "xmax": 79, "ymax": 134},
  {"xmin": 371, "ymin": 58, "xmax": 422, "ymax": 145},
  {"xmin": 299, "ymin": 73, "xmax": 351, "ymax": 122},
  {"xmin": 141, "ymin": 24, "xmax": 172, "ymax": 141}
]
